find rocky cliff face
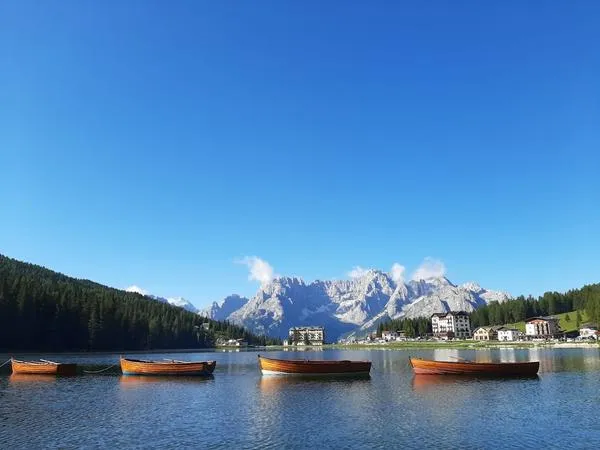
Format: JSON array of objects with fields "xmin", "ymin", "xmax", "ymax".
[
  {"xmin": 202, "ymin": 270, "xmax": 510, "ymax": 340},
  {"xmin": 200, "ymin": 294, "xmax": 249, "ymax": 321}
]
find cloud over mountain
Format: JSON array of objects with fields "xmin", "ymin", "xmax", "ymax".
[
  {"xmin": 348, "ymin": 266, "xmax": 370, "ymax": 279},
  {"xmin": 237, "ymin": 256, "xmax": 277, "ymax": 286},
  {"xmin": 390, "ymin": 263, "xmax": 406, "ymax": 284},
  {"xmin": 411, "ymin": 257, "xmax": 446, "ymax": 280}
]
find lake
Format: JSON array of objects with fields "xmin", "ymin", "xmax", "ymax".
[{"xmin": 1, "ymin": 348, "xmax": 600, "ymax": 449}]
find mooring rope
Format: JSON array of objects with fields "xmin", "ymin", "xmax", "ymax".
[
  {"xmin": 83, "ymin": 364, "xmax": 119, "ymax": 374},
  {"xmin": 0, "ymin": 359, "xmax": 11, "ymax": 369}
]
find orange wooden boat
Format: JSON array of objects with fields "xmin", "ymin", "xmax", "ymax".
[
  {"xmin": 258, "ymin": 355, "xmax": 371, "ymax": 375},
  {"xmin": 11, "ymin": 358, "xmax": 77, "ymax": 376},
  {"xmin": 120, "ymin": 357, "xmax": 216, "ymax": 376},
  {"xmin": 409, "ymin": 357, "xmax": 539, "ymax": 377}
]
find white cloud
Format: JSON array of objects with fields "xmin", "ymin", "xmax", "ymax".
[
  {"xmin": 411, "ymin": 257, "xmax": 446, "ymax": 281},
  {"xmin": 390, "ymin": 263, "xmax": 406, "ymax": 284},
  {"xmin": 348, "ymin": 266, "xmax": 369, "ymax": 279},
  {"xmin": 237, "ymin": 256, "xmax": 277, "ymax": 286},
  {"xmin": 125, "ymin": 285, "xmax": 148, "ymax": 295}
]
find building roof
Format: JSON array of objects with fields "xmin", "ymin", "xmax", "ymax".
[
  {"xmin": 525, "ymin": 316, "xmax": 559, "ymax": 323},
  {"xmin": 474, "ymin": 325, "xmax": 504, "ymax": 333},
  {"xmin": 289, "ymin": 326, "xmax": 324, "ymax": 331},
  {"xmin": 431, "ymin": 311, "xmax": 469, "ymax": 318}
]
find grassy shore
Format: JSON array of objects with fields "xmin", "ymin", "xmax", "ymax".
[
  {"xmin": 322, "ymin": 340, "xmax": 600, "ymax": 350},
  {"xmin": 324, "ymin": 342, "xmax": 537, "ymax": 350},
  {"xmin": 502, "ymin": 310, "xmax": 590, "ymax": 334}
]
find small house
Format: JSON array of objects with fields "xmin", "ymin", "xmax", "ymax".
[
  {"xmin": 525, "ymin": 317, "xmax": 561, "ymax": 338},
  {"xmin": 498, "ymin": 328, "xmax": 522, "ymax": 341},
  {"xmin": 473, "ymin": 326, "xmax": 502, "ymax": 341},
  {"xmin": 579, "ymin": 325, "xmax": 599, "ymax": 340},
  {"xmin": 381, "ymin": 331, "xmax": 398, "ymax": 341}
]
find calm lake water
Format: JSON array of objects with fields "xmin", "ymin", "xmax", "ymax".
[{"xmin": 1, "ymin": 348, "xmax": 600, "ymax": 449}]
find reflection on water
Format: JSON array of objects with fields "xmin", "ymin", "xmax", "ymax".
[
  {"xmin": 411, "ymin": 374, "xmax": 540, "ymax": 392},
  {"xmin": 118, "ymin": 375, "xmax": 214, "ymax": 387},
  {"xmin": 411, "ymin": 374, "xmax": 470, "ymax": 391},
  {"xmin": 432, "ymin": 348, "xmax": 463, "ymax": 362},
  {"xmin": 432, "ymin": 348, "xmax": 529, "ymax": 363},
  {"xmin": 428, "ymin": 347, "xmax": 600, "ymax": 370},
  {"xmin": 283, "ymin": 346, "xmax": 324, "ymax": 352},
  {"xmin": 259, "ymin": 374, "xmax": 370, "ymax": 392},
  {"xmin": 529, "ymin": 347, "xmax": 600, "ymax": 373},
  {"xmin": 498, "ymin": 347, "xmax": 518, "ymax": 362},
  {"xmin": 9, "ymin": 374, "xmax": 60, "ymax": 384}
]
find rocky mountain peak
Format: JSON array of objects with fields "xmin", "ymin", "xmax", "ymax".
[
  {"xmin": 125, "ymin": 286, "xmax": 199, "ymax": 313},
  {"xmin": 203, "ymin": 271, "xmax": 511, "ymax": 341}
]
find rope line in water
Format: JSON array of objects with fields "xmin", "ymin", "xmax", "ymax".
[
  {"xmin": 83, "ymin": 364, "xmax": 118, "ymax": 374},
  {"xmin": 0, "ymin": 359, "xmax": 11, "ymax": 369}
]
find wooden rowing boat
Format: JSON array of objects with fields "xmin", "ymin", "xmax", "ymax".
[
  {"xmin": 11, "ymin": 358, "xmax": 78, "ymax": 376},
  {"xmin": 409, "ymin": 357, "xmax": 539, "ymax": 376},
  {"xmin": 120, "ymin": 357, "xmax": 216, "ymax": 376},
  {"xmin": 258, "ymin": 355, "xmax": 371, "ymax": 375}
]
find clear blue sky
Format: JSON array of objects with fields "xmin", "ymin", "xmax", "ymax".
[{"xmin": 2, "ymin": 1, "xmax": 599, "ymax": 308}]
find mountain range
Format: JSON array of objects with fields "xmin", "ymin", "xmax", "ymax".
[
  {"xmin": 125, "ymin": 285, "xmax": 199, "ymax": 314},
  {"xmin": 199, "ymin": 270, "xmax": 511, "ymax": 341}
]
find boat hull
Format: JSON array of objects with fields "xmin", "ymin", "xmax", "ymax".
[
  {"xmin": 120, "ymin": 358, "xmax": 216, "ymax": 376},
  {"xmin": 258, "ymin": 355, "xmax": 371, "ymax": 376},
  {"xmin": 11, "ymin": 359, "xmax": 77, "ymax": 376},
  {"xmin": 409, "ymin": 357, "xmax": 539, "ymax": 376}
]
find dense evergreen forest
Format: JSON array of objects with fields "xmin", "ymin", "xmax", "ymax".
[
  {"xmin": 376, "ymin": 317, "xmax": 431, "ymax": 338},
  {"xmin": 0, "ymin": 255, "xmax": 279, "ymax": 351},
  {"xmin": 378, "ymin": 283, "xmax": 600, "ymax": 337},
  {"xmin": 469, "ymin": 284, "xmax": 600, "ymax": 328}
]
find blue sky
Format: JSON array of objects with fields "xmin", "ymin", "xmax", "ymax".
[{"xmin": 1, "ymin": 1, "xmax": 599, "ymax": 308}]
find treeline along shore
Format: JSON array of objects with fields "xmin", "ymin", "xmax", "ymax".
[{"xmin": 0, "ymin": 255, "xmax": 280, "ymax": 352}]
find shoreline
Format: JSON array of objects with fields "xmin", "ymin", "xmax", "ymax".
[
  {"xmin": 323, "ymin": 341, "xmax": 600, "ymax": 350},
  {"xmin": 0, "ymin": 347, "xmax": 269, "ymax": 356},
  {"xmin": 1, "ymin": 342, "xmax": 598, "ymax": 356}
]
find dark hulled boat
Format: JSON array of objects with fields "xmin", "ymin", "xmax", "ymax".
[
  {"xmin": 258, "ymin": 355, "xmax": 371, "ymax": 376},
  {"xmin": 409, "ymin": 357, "xmax": 539, "ymax": 376}
]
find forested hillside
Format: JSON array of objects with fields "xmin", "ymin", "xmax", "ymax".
[
  {"xmin": 0, "ymin": 255, "xmax": 279, "ymax": 351},
  {"xmin": 469, "ymin": 284, "xmax": 600, "ymax": 328}
]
